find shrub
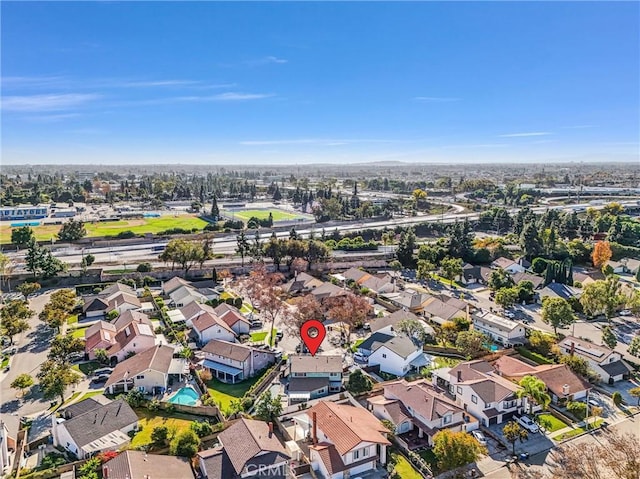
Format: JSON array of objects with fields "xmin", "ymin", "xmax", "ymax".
[
  {"xmin": 190, "ymin": 421, "xmax": 213, "ymax": 437},
  {"xmin": 169, "ymin": 430, "xmax": 200, "ymax": 457},
  {"xmin": 137, "ymin": 262, "xmax": 152, "ymax": 272},
  {"xmin": 612, "ymin": 391, "xmax": 623, "ymax": 406},
  {"xmin": 151, "ymin": 425, "xmax": 169, "ymax": 446},
  {"xmin": 199, "ymin": 369, "xmax": 212, "ymax": 382},
  {"xmin": 115, "ymin": 230, "xmax": 136, "ymax": 239}
]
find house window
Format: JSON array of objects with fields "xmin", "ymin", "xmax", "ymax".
[
  {"xmin": 136, "ymin": 375, "xmax": 144, "ymax": 379},
  {"xmin": 485, "ymin": 402, "xmax": 490, "ymax": 409},
  {"xmin": 382, "ymin": 353, "xmax": 387, "ymax": 359},
  {"xmin": 443, "ymin": 415, "xmax": 452, "ymax": 425},
  {"xmin": 362, "ymin": 447, "xmax": 369, "ymax": 457},
  {"xmin": 471, "ymin": 395, "xmax": 477, "ymax": 404},
  {"xmin": 353, "ymin": 450, "xmax": 360, "ymax": 460},
  {"xmin": 456, "ymin": 386, "xmax": 462, "ymax": 395}
]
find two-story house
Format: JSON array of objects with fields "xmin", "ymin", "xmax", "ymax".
[
  {"xmin": 558, "ymin": 336, "xmax": 632, "ymax": 383},
  {"xmin": 472, "ymin": 310, "xmax": 526, "ymax": 347},
  {"xmin": 286, "ymin": 355, "xmax": 343, "ymax": 403},
  {"xmin": 104, "ymin": 344, "xmax": 188, "ymax": 395},
  {"xmin": 201, "ymin": 339, "xmax": 277, "ymax": 384},
  {"xmin": 368, "ymin": 380, "xmax": 477, "ymax": 450},
  {"xmin": 491, "ymin": 258, "xmax": 526, "ymax": 274},
  {"xmin": 433, "ymin": 360, "xmax": 524, "ymax": 426},
  {"xmin": 299, "ymin": 401, "xmax": 390, "ymax": 479},
  {"xmin": 82, "ymin": 283, "xmax": 144, "ymax": 319},
  {"xmin": 371, "ymin": 310, "xmax": 435, "ymax": 340},
  {"xmin": 197, "ymin": 419, "xmax": 290, "ymax": 479},
  {"xmin": 179, "ymin": 303, "xmax": 237, "ymax": 344},
  {"xmin": 213, "ymin": 303, "xmax": 251, "ymax": 335},
  {"xmin": 367, "ymin": 335, "xmax": 431, "ymax": 377},
  {"xmin": 52, "ymin": 396, "xmax": 139, "ymax": 459},
  {"xmin": 85, "ymin": 310, "xmax": 158, "ymax": 364}
]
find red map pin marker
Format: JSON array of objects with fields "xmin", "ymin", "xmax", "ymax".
[{"xmin": 300, "ymin": 320, "xmax": 326, "ymax": 356}]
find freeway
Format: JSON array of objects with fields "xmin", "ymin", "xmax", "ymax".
[{"xmin": 4, "ymin": 200, "xmax": 638, "ymax": 268}]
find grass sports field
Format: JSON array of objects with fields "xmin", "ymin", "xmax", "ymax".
[
  {"xmin": 225, "ymin": 208, "xmax": 303, "ymax": 222},
  {"xmin": 0, "ymin": 215, "xmax": 208, "ymax": 244}
]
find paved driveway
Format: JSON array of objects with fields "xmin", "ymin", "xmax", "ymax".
[{"xmin": 486, "ymin": 422, "xmax": 555, "ymax": 456}]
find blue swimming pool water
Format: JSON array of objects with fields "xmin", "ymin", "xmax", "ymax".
[
  {"xmin": 168, "ymin": 387, "xmax": 199, "ymax": 406},
  {"xmin": 483, "ymin": 343, "xmax": 500, "ymax": 352},
  {"xmin": 10, "ymin": 221, "xmax": 41, "ymax": 227}
]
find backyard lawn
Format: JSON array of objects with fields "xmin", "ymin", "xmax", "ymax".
[
  {"xmin": 206, "ymin": 375, "xmax": 263, "ymax": 412},
  {"xmin": 130, "ymin": 409, "xmax": 194, "ymax": 449},
  {"xmin": 537, "ymin": 413, "xmax": 569, "ymax": 433},
  {"xmin": 392, "ymin": 452, "xmax": 423, "ymax": 479}
]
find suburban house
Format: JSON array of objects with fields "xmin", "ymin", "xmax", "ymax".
[
  {"xmin": 368, "ymin": 380, "xmax": 478, "ymax": 450},
  {"xmin": 433, "ymin": 360, "xmax": 525, "ymax": 426},
  {"xmin": 286, "ymin": 355, "xmax": 343, "ymax": 402},
  {"xmin": 82, "ymin": 283, "xmax": 143, "ymax": 318},
  {"xmin": 491, "ymin": 257, "xmax": 526, "ymax": 274},
  {"xmin": 201, "ymin": 339, "xmax": 277, "ymax": 384},
  {"xmin": 337, "ymin": 267, "xmax": 396, "ymax": 295},
  {"xmin": 558, "ymin": 336, "xmax": 633, "ymax": 383},
  {"xmin": 1, "ymin": 421, "xmax": 14, "ymax": 477},
  {"xmin": 461, "ymin": 264, "xmax": 492, "ymax": 285},
  {"xmin": 356, "ymin": 332, "xmax": 395, "ymax": 358},
  {"xmin": 197, "ymin": 419, "xmax": 289, "ymax": 479},
  {"xmin": 538, "ymin": 283, "xmax": 582, "ymax": 303},
  {"xmin": 367, "ymin": 335, "xmax": 432, "ymax": 377},
  {"xmin": 607, "ymin": 258, "xmax": 640, "ymax": 275},
  {"xmin": 309, "ymin": 282, "xmax": 348, "ymax": 301},
  {"xmin": 213, "ymin": 303, "xmax": 251, "ymax": 335},
  {"xmin": 52, "ymin": 396, "xmax": 138, "ymax": 459},
  {"xmin": 102, "ymin": 450, "xmax": 195, "ymax": 479},
  {"xmin": 283, "ymin": 271, "xmax": 325, "ymax": 294},
  {"xmin": 371, "ymin": 310, "xmax": 435, "ymax": 339},
  {"xmin": 381, "ymin": 291, "xmax": 432, "ymax": 314},
  {"xmin": 296, "ymin": 401, "xmax": 390, "ymax": 479},
  {"xmin": 169, "ymin": 285, "xmax": 209, "ymax": 308},
  {"xmin": 180, "ymin": 303, "xmax": 237, "ymax": 344},
  {"xmin": 84, "ymin": 310, "xmax": 157, "ymax": 363},
  {"xmin": 511, "ymin": 272, "xmax": 545, "ymax": 290},
  {"xmin": 104, "ymin": 344, "xmax": 188, "ymax": 395},
  {"xmin": 422, "ymin": 295, "xmax": 469, "ymax": 326},
  {"xmin": 161, "ymin": 276, "xmax": 192, "ymax": 296},
  {"xmin": 494, "ymin": 355, "xmax": 591, "ymax": 403},
  {"xmin": 472, "ymin": 310, "xmax": 526, "ymax": 347}
]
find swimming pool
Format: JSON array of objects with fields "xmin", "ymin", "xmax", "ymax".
[
  {"xmin": 10, "ymin": 221, "xmax": 41, "ymax": 227},
  {"xmin": 168, "ymin": 387, "xmax": 199, "ymax": 406},
  {"xmin": 483, "ymin": 343, "xmax": 500, "ymax": 352}
]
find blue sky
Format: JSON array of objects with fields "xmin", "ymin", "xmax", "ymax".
[{"xmin": 2, "ymin": 1, "xmax": 639, "ymax": 165}]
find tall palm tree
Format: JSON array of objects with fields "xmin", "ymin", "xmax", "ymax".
[{"xmin": 516, "ymin": 375, "xmax": 551, "ymax": 415}]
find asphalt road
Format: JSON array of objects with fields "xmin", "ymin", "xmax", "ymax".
[{"xmin": 0, "ymin": 291, "xmax": 56, "ymax": 439}]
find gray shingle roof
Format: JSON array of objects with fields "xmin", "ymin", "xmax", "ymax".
[{"xmin": 102, "ymin": 450, "xmax": 194, "ymax": 479}]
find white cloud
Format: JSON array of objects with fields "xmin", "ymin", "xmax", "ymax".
[
  {"xmin": 499, "ymin": 132, "xmax": 551, "ymax": 138},
  {"xmin": 1, "ymin": 93, "xmax": 101, "ymax": 112},
  {"xmin": 413, "ymin": 96, "xmax": 461, "ymax": 103}
]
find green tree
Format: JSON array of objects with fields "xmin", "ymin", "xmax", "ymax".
[
  {"xmin": 541, "ymin": 297, "xmax": 576, "ymax": 335},
  {"xmin": 0, "ymin": 300, "xmax": 32, "ymax": 344},
  {"xmin": 495, "ymin": 287, "xmax": 518, "ymax": 311},
  {"xmin": 169, "ymin": 430, "xmax": 200, "ymax": 457},
  {"xmin": 439, "ymin": 256, "xmax": 463, "ymax": 284},
  {"xmin": 488, "ymin": 268, "xmax": 514, "ymax": 291},
  {"xmin": 48, "ymin": 334, "xmax": 85, "ymax": 363},
  {"xmin": 254, "ymin": 390, "xmax": 283, "ymax": 422},
  {"xmin": 528, "ymin": 330, "xmax": 556, "ymax": 356},
  {"xmin": 236, "ymin": 230, "xmax": 250, "ymax": 267},
  {"xmin": 396, "ymin": 228, "xmax": 416, "ymax": 268},
  {"xmin": 520, "ymin": 223, "xmax": 543, "ymax": 259},
  {"xmin": 629, "ymin": 387, "xmax": 640, "ymax": 406},
  {"xmin": 602, "ymin": 326, "xmax": 617, "ymax": 350},
  {"xmin": 502, "ymin": 421, "xmax": 528, "ymax": 455},
  {"xmin": 159, "ymin": 238, "xmax": 211, "ymax": 274},
  {"xmin": 151, "ymin": 425, "xmax": 169, "ymax": 446},
  {"xmin": 629, "ymin": 336, "xmax": 640, "ymax": 357},
  {"xmin": 580, "ymin": 277, "xmax": 625, "ymax": 321},
  {"xmin": 37, "ymin": 360, "xmax": 81, "ymax": 404},
  {"xmin": 17, "ymin": 282, "xmax": 41, "ymax": 297},
  {"xmin": 57, "ymin": 219, "xmax": 87, "ymax": 242},
  {"xmin": 346, "ymin": 369, "xmax": 373, "ymax": 395},
  {"xmin": 432, "ymin": 430, "xmax": 486, "ymax": 472},
  {"xmin": 455, "ymin": 330, "xmax": 490, "ymax": 358},
  {"xmin": 416, "ymin": 259, "xmax": 435, "ymax": 281},
  {"xmin": 210, "ymin": 195, "xmax": 220, "ymax": 219},
  {"xmin": 11, "ymin": 226, "xmax": 35, "ymax": 248},
  {"xmin": 81, "ymin": 254, "xmax": 95, "ymax": 275},
  {"xmin": 94, "ymin": 348, "xmax": 109, "ymax": 365},
  {"xmin": 516, "ymin": 375, "xmax": 551, "ymax": 414},
  {"xmin": 11, "ymin": 373, "xmax": 34, "ymax": 397},
  {"xmin": 559, "ymin": 354, "xmax": 591, "ymax": 378},
  {"xmin": 25, "ymin": 239, "xmax": 66, "ymax": 279},
  {"xmin": 612, "ymin": 391, "xmax": 623, "ymax": 407}
]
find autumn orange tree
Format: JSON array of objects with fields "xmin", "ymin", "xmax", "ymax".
[
  {"xmin": 286, "ymin": 294, "xmax": 324, "ymax": 340},
  {"xmin": 244, "ymin": 265, "xmax": 289, "ymax": 346},
  {"xmin": 591, "ymin": 240, "xmax": 612, "ymax": 269},
  {"xmin": 325, "ymin": 292, "xmax": 372, "ymax": 344}
]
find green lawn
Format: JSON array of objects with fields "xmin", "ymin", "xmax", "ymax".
[
  {"xmin": 69, "ymin": 327, "xmax": 87, "ymax": 339},
  {"xmin": 250, "ymin": 331, "xmax": 268, "ymax": 342},
  {"xmin": 1, "ymin": 355, "xmax": 10, "ymax": 369},
  {"xmin": 130, "ymin": 409, "xmax": 194, "ymax": 449},
  {"xmin": 72, "ymin": 361, "xmax": 100, "ymax": 376},
  {"xmin": 393, "ymin": 453, "xmax": 423, "ymax": 479},
  {"xmin": 0, "ymin": 215, "xmax": 209, "ymax": 243},
  {"xmin": 219, "ymin": 291, "xmax": 238, "ymax": 300},
  {"xmin": 225, "ymin": 209, "xmax": 301, "ymax": 222},
  {"xmin": 552, "ymin": 419, "xmax": 603, "ymax": 441},
  {"xmin": 517, "ymin": 347, "xmax": 554, "ymax": 365},
  {"xmin": 240, "ymin": 303, "xmax": 256, "ymax": 314},
  {"xmin": 537, "ymin": 413, "xmax": 569, "ymax": 433},
  {"xmin": 60, "ymin": 391, "xmax": 83, "ymax": 408},
  {"xmin": 78, "ymin": 390, "xmax": 105, "ymax": 401},
  {"xmin": 351, "ymin": 338, "xmax": 365, "ymax": 352},
  {"xmin": 104, "ymin": 268, "xmax": 137, "ymax": 274},
  {"xmin": 206, "ymin": 375, "xmax": 263, "ymax": 412},
  {"xmin": 67, "ymin": 315, "xmax": 78, "ymax": 325}
]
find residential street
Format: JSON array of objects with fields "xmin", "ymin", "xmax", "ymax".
[{"xmin": 0, "ymin": 291, "xmax": 56, "ymax": 439}]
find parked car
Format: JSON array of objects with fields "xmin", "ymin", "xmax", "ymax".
[
  {"xmin": 93, "ymin": 367, "xmax": 113, "ymax": 376},
  {"xmin": 2, "ymin": 347, "xmax": 17, "ymax": 356},
  {"xmin": 68, "ymin": 352, "xmax": 85, "ymax": 362},
  {"xmin": 275, "ymin": 331, "xmax": 284, "ymax": 341},
  {"xmin": 353, "ymin": 352, "xmax": 367, "ymax": 363},
  {"xmin": 91, "ymin": 374, "xmax": 110, "ymax": 384},
  {"xmin": 619, "ymin": 310, "xmax": 633, "ymax": 317},
  {"xmin": 362, "ymin": 322, "xmax": 371, "ymax": 331},
  {"xmin": 517, "ymin": 415, "xmax": 539, "ymax": 433},
  {"xmin": 504, "ymin": 311, "xmax": 516, "ymax": 319},
  {"xmin": 471, "ymin": 430, "xmax": 488, "ymax": 446}
]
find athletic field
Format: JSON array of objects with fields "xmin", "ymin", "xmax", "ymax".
[
  {"xmin": 0, "ymin": 215, "xmax": 209, "ymax": 244},
  {"xmin": 225, "ymin": 208, "xmax": 303, "ymax": 222}
]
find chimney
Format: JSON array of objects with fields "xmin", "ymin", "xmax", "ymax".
[
  {"xmin": 312, "ymin": 411, "xmax": 318, "ymax": 444},
  {"xmin": 457, "ymin": 370, "xmax": 462, "ymax": 382},
  {"xmin": 570, "ymin": 342, "xmax": 575, "ymax": 356},
  {"xmin": 268, "ymin": 422, "xmax": 273, "ymax": 438}
]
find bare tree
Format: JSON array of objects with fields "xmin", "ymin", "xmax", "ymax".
[
  {"xmin": 325, "ymin": 293, "xmax": 372, "ymax": 344},
  {"xmin": 245, "ymin": 266, "xmax": 289, "ymax": 346},
  {"xmin": 286, "ymin": 294, "xmax": 324, "ymax": 340}
]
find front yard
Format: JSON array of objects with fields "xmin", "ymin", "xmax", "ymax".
[
  {"xmin": 537, "ymin": 413, "xmax": 570, "ymax": 433},
  {"xmin": 72, "ymin": 360, "xmax": 100, "ymax": 376},
  {"xmin": 552, "ymin": 419, "xmax": 603, "ymax": 441}
]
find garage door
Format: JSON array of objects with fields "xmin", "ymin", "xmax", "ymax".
[
  {"xmin": 502, "ymin": 411, "xmax": 516, "ymax": 422},
  {"xmin": 489, "ymin": 417, "xmax": 498, "ymax": 426}
]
